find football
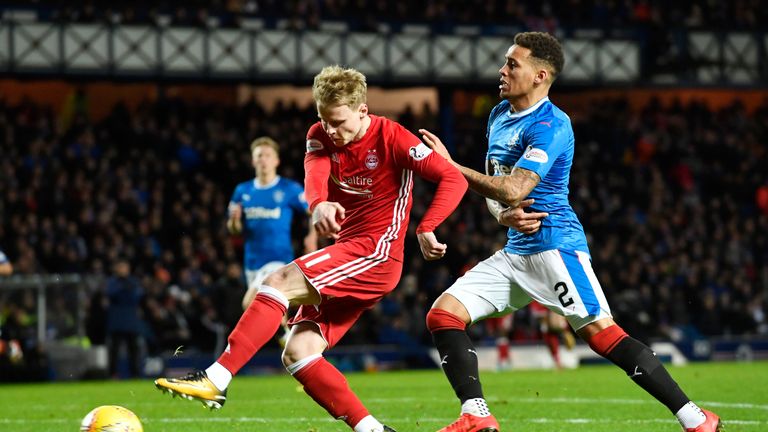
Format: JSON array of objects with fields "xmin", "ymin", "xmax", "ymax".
[{"xmin": 80, "ymin": 405, "xmax": 143, "ymax": 432}]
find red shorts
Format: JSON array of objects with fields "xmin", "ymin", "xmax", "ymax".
[
  {"xmin": 485, "ymin": 315, "xmax": 512, "ymax": 333},
  {"xmin": 529, "ymin": 301, "xmax": 549, "ymax": 317},
  {"xmin": 290, "ymin": 237, "xmax": 403, "ymax": 348}
]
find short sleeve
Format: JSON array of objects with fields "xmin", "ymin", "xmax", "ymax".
[{"xmin": 514, "ymin": 119, "xmax": 569, "ymax": 179}]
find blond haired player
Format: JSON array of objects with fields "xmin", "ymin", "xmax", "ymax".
[{"xmin": 156, "ymin": 66, "xmax": 468, "ymax": 432}]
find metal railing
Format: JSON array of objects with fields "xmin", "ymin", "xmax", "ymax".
[{"xmin": 0, "ymin": 273, "xmax": 101, "ymax": 344}]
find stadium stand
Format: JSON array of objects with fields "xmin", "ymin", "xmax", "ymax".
[
  {"xmin": 0, "ymin": 1, "xmax": 767, "ymax": 380},
  {"xmin": 1, "ymin": 92, "xmax": 766, "ymax": 376}
]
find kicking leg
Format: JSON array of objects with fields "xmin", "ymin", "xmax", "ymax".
[{"xmin": 155, "ymin": 263, "xmax": 319, "ymax": 408}]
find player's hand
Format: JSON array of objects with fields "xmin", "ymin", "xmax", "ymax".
[
  {"xmin": 312, "ymin": 201, "xmax": 346, "ymax": 240},
  {"xmin": 227, "ymin": 203, "xmax": 243, "ymax": 233},
  {"xmin": 417, "ymin": 231, "xmax": 447, "ymax": 261},
  {"xmin": 498, "ymin": 199, "xmax": 548, "ymax": 235},
  {"xmin": 418, "ymin": 129, "xmax": 453, "ymax": 163},
  {"xmin": 228, "ymin": 203, "xmax": 242, "ymax": 219}
]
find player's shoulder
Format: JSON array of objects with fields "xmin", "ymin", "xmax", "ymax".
[
  {"xmin": 306, "ymin": 121, "xmax": 332, "ymax": 153},
  {"xmin": 373, "ymin": 114, "xmax": 420, "ymax": 145},
  {"xmin": 368, "ymin": 114, "xmax": 392, "ymax": 135},
  {"xmin": 234, "ymin": 179, "xmax": 255, "ymax": 192},
  {"xmin": 277, "ymin": 176, "xmax": 303, "ymax": 191},
  {"xmin": 535, "ymin": 100, "xmax": 571, "ymax": 126},
  {"xmin": 307, "ymin": 121, "xmax": 325, "ymax": 137},
  {"xmin": 489, "ymin": 100, "xmax": 511, "ymax": 121},
  {"xmin": 522, "ymin": 100, "xmax": 571, "ymax": 139}
]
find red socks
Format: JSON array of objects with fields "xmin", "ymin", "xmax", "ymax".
[
  {"xmin": 497, "ymin": 338, "xmax": 510, "ymax": 364},
  {"xmin": 217, "ymin": 293, "xmax": 287, "ymax": 374},
  {"xmin": 426, "ymin": 308, "xmax": 467, "ymax": 332},
  {"xmin": 293, "ymin": 357, "xmax": 370, "ymax": 428},
  {"xmin": 587, "ymin": 324, "xmax": 628, "ymax": 356},
  {"xmin": 543, "ymin": 332, "xmax": 561, "ymax": 366}
]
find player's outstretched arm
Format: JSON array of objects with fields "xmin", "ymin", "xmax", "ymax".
[{"xmin": 419, "ymin": 128, "xmax": 540, "ymax": 208}]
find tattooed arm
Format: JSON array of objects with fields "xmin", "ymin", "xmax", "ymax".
[
  {"xmin": 458, "ymin": 165, "xmax": 540, "ymax": 207},
  {"xmin": 419, "ymin": 128, "xmax": 540, "ymax": 206}
]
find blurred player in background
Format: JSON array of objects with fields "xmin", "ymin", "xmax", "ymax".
[
  {"xmin": 529, "ymin": 301, "xmax": 575, "ymax": 369},
  {"xmin": 155, "ymin": 65, "xmax": 468, "ymax": 432},
  {"xmin": 0, "ymin": 248, "xmax": 12, "ymax": 276},
  {"xmin": 227, "ymin": 136, "xmax": 317, "ymax": 344},
  {"xmin": 106, "ymin": 257, "xmax": 145, "ymax": 378},
  {"xmin": 420, "ymin": 32, "xmax": 721, "ymax": 432},
  {"xmin": 0, "ymin": 247, "xmax": 21, "ymax": 365},
  {"xmin": 484, "ymin": 316, "xmax": 513, "ymax": 370},
  {"xmin": 487, "ymin": 301, "xmax": 575, "ymax": 371}
]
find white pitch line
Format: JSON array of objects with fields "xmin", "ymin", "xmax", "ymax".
[
  {"xmin": 12, "ymin": 396, "xmax": 768, "ymax": 412},
  {"xmin": 0, "ymin": 416, "xmax": 766, "ymax": 427}
]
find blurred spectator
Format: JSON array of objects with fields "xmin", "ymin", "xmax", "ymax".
[
  {"xmin": 106, "ymin": 257, "xmax": 145, "ymax": 378},
  {"xmin": 1, "ymin": 92, "xmax": 766, "ymax": 356},
  {"xmin": 0, "ymin": 248, "xmax": 12, "ymax": 276},
  {"xmin": 213, "ymin": 262, "xmax": 247, "ymax": 331},
  {"xmin": 16, "ymin": 1, "xmax": 768, "ymax": 31}
]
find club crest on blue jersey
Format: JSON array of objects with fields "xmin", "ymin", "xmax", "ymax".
[
  {"xmin": 507, "ymin": 130, "xmax": 521, "ymax": 149},
  {"xmin": 273, "ymin": 190, "xmax": 284, "ymax": 203}
]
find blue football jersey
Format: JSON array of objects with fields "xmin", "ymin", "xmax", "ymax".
[
  {"xmin": 486, "ymin": 97, "xmax": 589, "ymax": 255},
  {"xmin": 229, "ymin": 176, "xmax": 309, "ymax": 270}
]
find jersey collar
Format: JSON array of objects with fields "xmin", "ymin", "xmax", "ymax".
[
  {"xmin": 253, "ymin": 176, "xmax": 280, "ymax": 189},
  {"xmin": 506, "ymin": 96, "xmax": 549, "ymax": 119}
]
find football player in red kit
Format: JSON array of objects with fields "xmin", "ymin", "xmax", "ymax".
[{"xmin": 155, "ymin": 65, "xmax": 468, "ymax": 432}]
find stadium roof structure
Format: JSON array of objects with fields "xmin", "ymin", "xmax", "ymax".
[{"xmin": 0, "ymin": 22, "xmax": 764, "ymax": 87}]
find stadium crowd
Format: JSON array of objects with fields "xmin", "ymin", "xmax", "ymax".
[
  {"xmin": 8, "ymin": 0, "xmax": 766, "ymax": 31},
  {"xmin": 1, "ymin": 91, "xmax": 767, "ymax": 373}
]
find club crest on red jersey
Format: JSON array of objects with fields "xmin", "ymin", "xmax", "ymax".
[{"xmin": 365, "ymin": 150, "xmax": 379, "ymax": 169}]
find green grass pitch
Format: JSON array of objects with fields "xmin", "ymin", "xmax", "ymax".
[{"xmin": 2, "ymin": 361, "xmax": 766, "ymax": 431}]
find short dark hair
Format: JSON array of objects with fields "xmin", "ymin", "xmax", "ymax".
[{"xmin": 514, "ymin": 32, "xmax": 565, "ymax": 81}]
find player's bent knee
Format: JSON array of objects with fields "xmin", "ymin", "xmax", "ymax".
[
  {"xmin": 283, "ymin": 352, "xmax": 323, "ymax": 374},
  {"xmin": 281, "ymin": 323, "xmax": 326, "ymax": 367},
  {"xmin": 282, "ymin": 341, "xmax": 324, "ymax": 368},
  {"xmin": 262, "ymin": 265, "xmax": 319, "ymax": 304},
  {"xmin": 426, "ymin": 308, "xmax": 467, "ymax": 333}
]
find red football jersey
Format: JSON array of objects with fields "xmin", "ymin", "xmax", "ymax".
[{"xmin": 304, "ymin": 115, "xmax": 465, "ymax": 263}]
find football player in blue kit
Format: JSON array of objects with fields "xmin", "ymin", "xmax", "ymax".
[
  {"xmin": 419, "ymin": 32, "xmax": 721, "ymax": 432},
  {"xmin": 227, "ymin": 137, "xmax": 317, "ymax": 339}
]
